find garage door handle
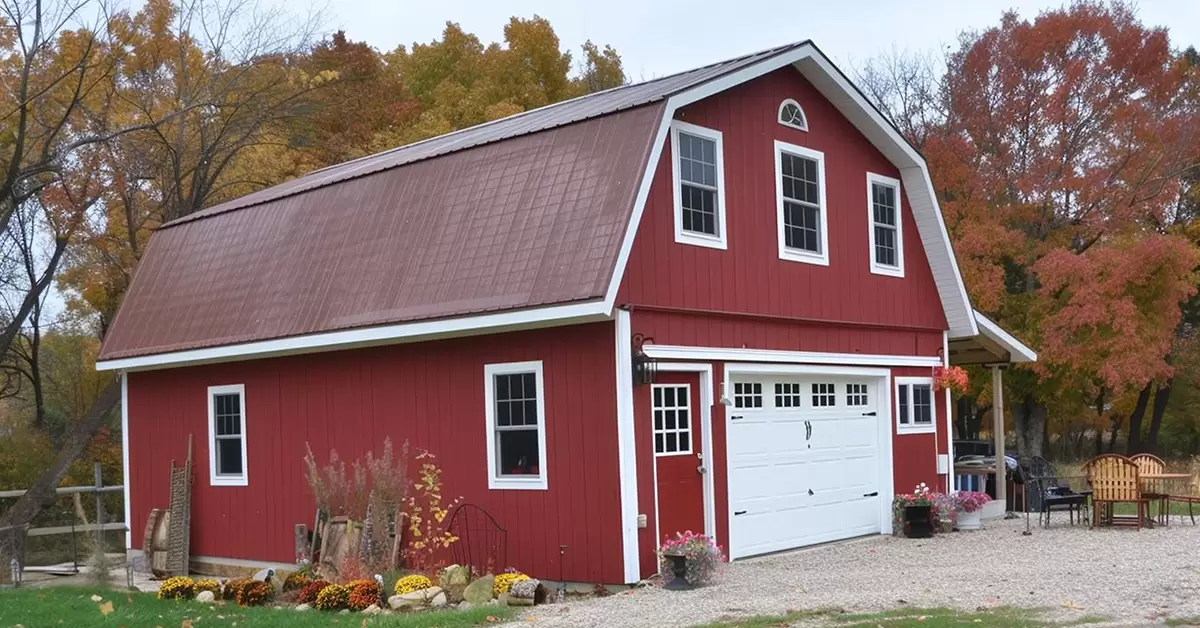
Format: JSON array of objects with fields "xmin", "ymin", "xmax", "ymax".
[
  {"xmin": 734, "ymin": 510, "xmax": 747, "ymax": 516},
  {"xmin": 862, "ymin": 411, "xmax": 877, "ymax": 416},
  {"xmin": 863, "ymin": 491, "xmax": 879, "ymax": 497}
]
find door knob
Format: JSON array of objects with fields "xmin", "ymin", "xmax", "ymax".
[{"xmin": 697, "ymin": 466, "xmax": 708, "ymax": 475}]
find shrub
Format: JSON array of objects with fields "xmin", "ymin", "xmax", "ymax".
[
  {"xmin": 493, "ymin": 572, "xmax": 529, "ymax": 597},
  {"xmin": 314, "ymin": 584, "xmax": 350, "ymax": 611},
  {"xmin": 393, "ymin": 574, "xmax": 432, "ymax": 595},
  {"xmin": 404, "ymin": 451, "xmax": 461, "ymax": 571},
  {"xmin": 237, "ymin": 580, "xmax": 274, "ymax": 606},
  {"xmin": 298, "ymin": 580, "xmax": 331, "ymax": 605},
  {"xmin": 658, "ymin": 531, "xmax": 724, "ymax": 587},
  {"xmin": 283, "ymin": 571, "xmax": 311, "ymax": 592},
  {"xmin": 222, "ymin": 577, "xmax": 254, "ymax": 601},
  {"xmin": 347, "ymin": 579, "xmax": 382, "ymax": 610},
  {"xmin": 157, "ymin": 576, "xmax": 195, "ymax": 600},
  {"xmin": 194, "ymin": 579, "xmax": 222, "ymax": 599}
]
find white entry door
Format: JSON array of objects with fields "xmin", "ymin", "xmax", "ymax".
[{"xmin": 726, "ymin": 375, "xmax": 884, "ymax": 559}]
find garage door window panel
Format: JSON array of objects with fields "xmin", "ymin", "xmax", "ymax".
[
  {"xmin": 895, "ymin": 377, "xmax": 936, "ymax": 434},
  {"xmin": 734, "ymin": 382, "xmax": 763, "ymax": 408}
]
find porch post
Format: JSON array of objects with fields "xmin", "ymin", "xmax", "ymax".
[{"xmin": 990, "ymin": 365, "xmax": 1006, "ymax": 506}]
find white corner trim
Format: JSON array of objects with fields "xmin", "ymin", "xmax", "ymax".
[
  {"xmin": 641, "ymin": 344, "xmax": 942, "ymax": 368},
  {"xmin": 774, "ymin": 140, "xmax": 829, "ymax": 266},
  {"xmin": 207, "ymin": 384, "xmax": 248, "ymax": 487},
  {"xmin": 120, "ymin": 372, "xmax": 132, "ymax": 549},
  {"xmin": 613, "ymin": 311, "xmax": 641, "ymax": 583},
  {"xmin": 670, "ymin": 120, "xmax": 728, "ymax": 250},
  {"xmin": 777, "ymin": 98, "xmax": 809, "ymax": 131},
  {"xmin": 894, "ymin": 376, "xmax": 937, "ymax": 435},
  {"xmin": 96, "ymin": 301, "xmax": 611, "ymax": 372},
  {"xmin": 866, "ymin": 172, "xmax": 905, "ymax": 278},
  {"xmin": 484, "ymin": 361, "xmax": 550, "ymax": 491},
  {"xmin": 972, "ymin": 311, "xmax": 1038, "ymax": 363},
  {"xmin": 943, "ymin": 331, "xmax": 954, "ymax": 493}
]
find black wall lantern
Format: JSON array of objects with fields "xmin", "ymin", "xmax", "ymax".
[{"xmin": 632, "ymin": 333, "xmax": 657, "ymax": 385}]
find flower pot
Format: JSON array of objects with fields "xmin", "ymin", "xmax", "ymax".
[
  {"xmin": 902, "ymin": 505, "xmax": 933, "ymax": 538},
  {"xmin": 662, "ymin": 553, "xmax": 692, "ymax": 590},
  {"xmin": 957, "ymin": 509, "xmax": 982, "ymax": 531}
]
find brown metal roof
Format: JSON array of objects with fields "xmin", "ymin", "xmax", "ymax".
[{"xmin": 100, "ymin": 42, "xmax": 811, "ymax": 361}]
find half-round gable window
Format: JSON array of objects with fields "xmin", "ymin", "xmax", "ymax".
[{"xmin": 778, "ymin": 99, "xmax": 808, "ymax": 131}]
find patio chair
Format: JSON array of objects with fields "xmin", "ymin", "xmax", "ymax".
[
  {"xmin": 1130, "ymin": 453, "xmax": 1169, "ymax": 524},
  {"xmin": 1168, "ymin": 465, "xmax": 1200, "ymax": 525},
  {"xmin": 1086, "ymin": 454, "xmax": 1148, "ymax": 528},
  {"xmin": 1028, "ymin": 456, "xmax": 1087, "ymax": 527}
]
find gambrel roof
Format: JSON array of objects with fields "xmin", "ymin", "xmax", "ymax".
[{"xmin": 98, "ymin": 41, "xmax": 978, "ymax": 371}]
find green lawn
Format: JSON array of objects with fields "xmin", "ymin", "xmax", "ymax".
[
  {"xmin": 0, "ymin": 587, "xmax": 514, "ymax": 628},
  {"xmin": 691, "ymin": 607, "xmax": 1108, "ymax": 628}
]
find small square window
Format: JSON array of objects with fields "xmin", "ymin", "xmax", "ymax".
[
  {"xmin": 811, "ymin": 383, "xmax": 836, "ymax": 407},
  {"xmin": 846, "ymin": 383, "xmax": 869, "ymax": 407},
  {"xmin": 734, "ymin": 382, "xmax": 763, "ymax": 408},
  {"xmin": 652, "ymin": 384, "xmax": 692, "ymax": 456},
  {"xmin": 896, "ymin": 378, "xmax": 936, "ymax": 434},
  {"xmin": 774, "ymin": 382, "xmax": 801, "ymax": 408}
]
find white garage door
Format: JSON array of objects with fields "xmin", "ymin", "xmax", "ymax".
[{"xmin": 727, "ymin": 374, "xmax": 884, "ymax": 559}]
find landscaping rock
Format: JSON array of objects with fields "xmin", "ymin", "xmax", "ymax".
[
  {"xmin": 497, "ymin": 593, "xmax": 510, "ymax": 607},
  {"xmin": 195, "ymin": 591, "xmax": 215, "ymax": 603},
  {"xmin": 251, "ymin": 567, "xmax": 275, "ymax": 583},
  {"xmin": 439, "ymin": 564, "xmax": 471, "ymax": 602},
  {"xmin": 398, "ymin": 585, "xmax": 443, "ymax": 603},
  {"xmin": 458, "ymin": 602, "xmax": 474, "ymax": 612},
  {"xmin": 507, "ymin": 596, "xmax": 535, "ymax": 607},
  {"xmin": 463, "ymin": 575, "xmax": 495, "ymax": 605},
  {"xmin": 510, "ymin": 579, "xmax": 539, "ymax": 599},
  {"xmin": 387, "ymin": 595, "xmax": 415, "ymax": 611},
  {"xmin": 362, "ymin": 604, "xmax": 383, "ymax": 616},
  {"xmin": 338, "ymin": 608, "xmax": 350, "ymax": 614},
  {"xmin": 431, "ymin": 591, "xmax": 448, "ymax": 607},
  {"xmin": 295, "ymin": 604, "xmax": 311, "ymax": 611}
]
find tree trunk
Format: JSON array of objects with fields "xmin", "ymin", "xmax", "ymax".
[
  {"xmin": 1146, "ymin": 380, "xmax": 1172, "ymax": 455},
  {"xmin": 1126, "ymin": 382, "xmax": 1152, "ymax": 454},
  {"xmin": 1107, "ymin": 414, "xmax": 1123, "ymax": 453},
  {"xmin": 0, "ymin": 379, "xmax": 120, "ymax": 530},
  {"xmin": 1014, "ymin": 394, "xmax": 1046, "ymax": 458},
  {"xmin": 955, "ymin": 397, "xmax": 971, "ymax": 439}
]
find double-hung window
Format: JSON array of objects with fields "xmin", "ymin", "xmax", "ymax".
[
  {"xmin": 775, "ymin": 141, "xmax": 828, "ymax": 265},
  {"xmin": 207, "ymin": 384, "xmax": 248, "ymax": 486},
  {"xmin": 867, "ymin": 173, "xmax": 905, "ymax": 277},
  {"xmin": 895, "ymin": 377, "xmax": 935, "ymax": 434},
  {"xmin": 671, "ymin": 120, "xmax": 727, "ymax": 249},
  {"xmin": 484, "ymin": 361, "xmax": 548, "ymax": 490}
]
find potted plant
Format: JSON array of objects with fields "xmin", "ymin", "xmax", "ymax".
[
  {"xmin": 954, "ymin": 491, "xmax": 991, "ymax": 530},
  {"xmin": 892, "ymin": 483, "xmax": 935, "ymax": 538},
  {"xmin": 933, "ymin": 366, "xmax": 969, "ymax": 395},
  {"xmin": 658, "ymin": 531, "xmax": 724, "ymax": 590},
  {"xmin": 933, "ymin": 492, "xmax": 957, "ymax": 533}
]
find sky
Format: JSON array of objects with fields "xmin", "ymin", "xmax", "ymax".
[{"xmin": 319, "ymin": 0, "xmax": 1200, "ymax": 79}]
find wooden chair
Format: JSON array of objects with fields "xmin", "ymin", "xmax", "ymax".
[
  {"xmin": 1168, "ymin": 463, "xmax": 1200, "ymax": 525},
  {"xmin": 1130, "ymin": 453, "xmax": 1169, "ymax": 524},
  {"xmin": 1086, "ymin": 454, "xmax": 1149, "ymax": 528}
]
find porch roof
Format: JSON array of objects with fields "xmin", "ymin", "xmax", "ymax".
[{"xmin": 948, "ymin": 311, "xmax": 1037, "ymax": 366}]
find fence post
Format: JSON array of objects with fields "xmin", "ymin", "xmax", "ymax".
[{"xmin": 93, "ymin": 463, "xmax": 105, "ymax": 550}]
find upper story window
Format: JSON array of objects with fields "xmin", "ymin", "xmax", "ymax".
[
  {"xmin": 671, "ymin": 120, "xmax": 727, "ymax": 250},
  {"xmin": 485, "ymin": 361, "xmax": 549, "ymax": 490},
  {"xmin": 867, "ymin": 173, "xmax": 905, "ymax": 277},
  {"xmin": 207, "ymin": 384, "xmax": 248, "ymax": 486},
  {"xmin": 895, "ymin": 377, "xmax": 935, "ymax": 434},
  {"xmin": 778, "ymin": 99, "xmax": 808, "ymax": 131},
  {"xmin": 774, "ymin": 140, "xmax": 828, "ymax": 266}
]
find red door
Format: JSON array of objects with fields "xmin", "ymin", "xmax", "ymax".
[{"xmin": 653, "ymin": 373, "xmax": 706, "ymax": 542}]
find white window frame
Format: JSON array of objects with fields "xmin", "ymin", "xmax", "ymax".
[
  {"xmin": 774, "ymin": 140, "xmax": 829, "ymax": 266},
  {"xmin": 651, "ymin": 384, "xmax": 694, "ymax": 457},
  {"xmin": 671, "ymin": 120, "xmax": 728, "ymax": 250},
  {"xmin": 484, "ymin": 360, "xmax": 549, "ymax": 490},
  {"xmin": 777, "ymin": 98, "xmax": 809, "ymax": 131},
  {"xmin": 894, "ymin": 377, "xmax": 936, "ymax": 435},
  {"xmin": 867, "ymin": 172, "xmax": 905, "ymax": 277},
  {"xmin": 207, "ymin": 384, "xmax": 248, "ymax": 487}
]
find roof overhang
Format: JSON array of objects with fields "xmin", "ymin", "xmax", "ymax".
[{"xmin": 947, "ymin": 311, "xmax": 1038, "ymax": 366}]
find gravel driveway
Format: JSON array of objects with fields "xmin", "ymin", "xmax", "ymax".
[{"xmin": 515, "ymin": 517, "xmax": 1200, "ymax": 627}]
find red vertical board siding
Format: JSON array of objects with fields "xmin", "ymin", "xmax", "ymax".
[
  {"xmin": 127, "ymin": 322, "xmax": 622, "ymax": 583},
  {"xmin": 618, "ymin": 67, "xmax": 947, "ymax": 333}
]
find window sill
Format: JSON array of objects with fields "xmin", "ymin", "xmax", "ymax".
[
  {"xmin": 896, "ymin": 424, "xmax": 936, "ymax": 435},
  {"xmin": 676, "ymin": 231, "xmax": 727, "ymax": 250},
  {"xmin": 870, "ymin": 264, "xmax": 905, "ymax": 278},
  {"xmin": 210, "ymin": 475, "xmax": 248, "ymax": 487},
  {"xmin": 489, "ymin": 475, "xmax": 548, "ymax": 491},
  {"xmin": 779, "ymin": 248, "xmax": 829, "ymax": 266}
]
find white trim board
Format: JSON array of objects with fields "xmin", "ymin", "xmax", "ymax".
[
  {"xmin": 970, "ymin": 310, "xmax": 1037, "ymax": 363},
  {"xmin": 613, "ymin": 311, "xmax": 641, "ymax": 583},
  {"xmin": 120, "ymin": 372, "xmax": 132, "ymax": 549},
  {"xmin": 641, "ymin": 344, "xmax": 942, "ymax": 368},
  {"xmin": 97, "ymin": 301, "xmax": 610, "ymax": 372}
]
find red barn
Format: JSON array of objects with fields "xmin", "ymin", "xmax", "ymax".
[{"xmin": 99, "ymin": 41, "xmax": 1035, "ymax": 584}]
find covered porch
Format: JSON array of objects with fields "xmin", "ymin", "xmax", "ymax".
[{"xmin": 948, "ymin": 311, "xmax": 1038, "ymax": 516}]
